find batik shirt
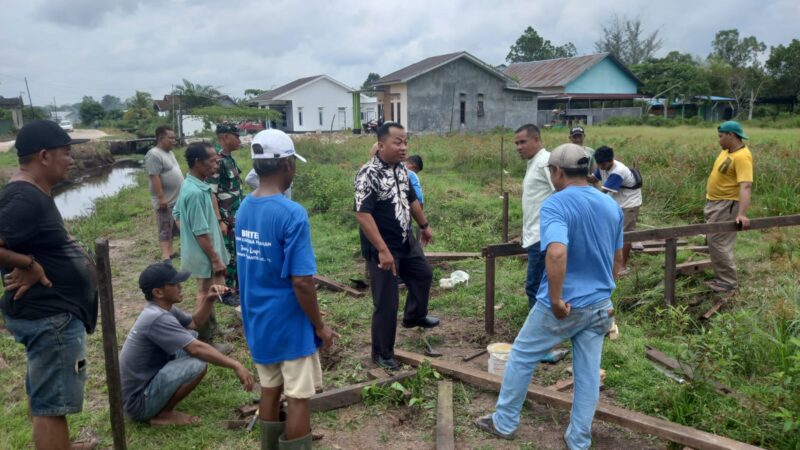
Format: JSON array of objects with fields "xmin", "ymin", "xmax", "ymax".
[
  {"xmin": 354, "ymin": 155, "xmax": 418, "ymax": 257},
  {"xmin": 208, "ymin": 150, "xmax": 243, "ymax": 220}
]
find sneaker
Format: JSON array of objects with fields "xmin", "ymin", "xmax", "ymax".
[
  {"xmin": 219, "ymin": 291, "xmax": 240, "ymax": 307},
  {"xmin": 474, "ymin": 414, "xmax": 514, "ymax": 440},
  {"xmin": 372, "ymin": 354, "xmax": 401, "ymax": 371},
  {"xmin": 707, "ymin": 280, "xmax": 735, "ymax": 293}
]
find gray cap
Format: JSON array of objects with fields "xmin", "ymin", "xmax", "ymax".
[{"xmin": 548, "ymin": 143, "xmax": 591, "ymax": 169}]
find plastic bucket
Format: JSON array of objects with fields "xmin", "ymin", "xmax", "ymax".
[{"xmin": 487, "ymin": 342, "xmax": 512, "ymax": 376}]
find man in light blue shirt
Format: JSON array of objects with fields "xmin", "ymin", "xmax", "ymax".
[
  {"xmin": 405, "ymin": 154, "xmax": 424, "ymax": 207},
  {"xmin": 476, "ymin": 143, "xmax": 623, "ymax": 450}
]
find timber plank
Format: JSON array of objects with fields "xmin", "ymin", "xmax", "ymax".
[
  {"xmin": 426, "ymin": 252, "xmax": 481, "ymax": 262},
  {"xmin": 641, "ymin": 246, "xmax": 709, "ymax": 254},
  {"xmin": 625, "ymin": 214, "xmax": 800, "ymax": 243},
  {"xmin": 701, "ymin": 291, "xmax": 736, "ymax": 320},
  {"xmin": 395, "ymin": 350, "xmax": 763, "ymax": 450},
  {"xmin": 436, "ymin": 381, "xmax": 455, "ymax": 450},
  {"xmin": 675, "ymin": 259, "xmax": 712, "ymax": 275},
  {"xmin": 309, "ymin": 372, "xmax": 414, "ymax": 412},
  {"xmin": 313, "ymin": 275, "xmax": 366, "ymax": 298}
]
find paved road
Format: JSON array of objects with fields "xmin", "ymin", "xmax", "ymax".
[{"xmin": 0, "ymin": 129, "xmax": 109, "ymax": 152}]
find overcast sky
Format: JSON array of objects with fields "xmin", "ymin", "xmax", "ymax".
[{"xmin": 1, "ymin": 0, "xmax": 798, "ymax": 106}]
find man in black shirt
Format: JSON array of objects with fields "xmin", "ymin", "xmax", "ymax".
[
  {"xmin": 354, "ymin": 122, "xmax": 439, "ymax": 370},
  {"xmin": 0, "ymin": 120, "xmax": 99, "ymax": 450}
]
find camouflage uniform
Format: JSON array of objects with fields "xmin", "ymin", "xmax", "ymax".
[{"xmin": 208, "ymin": 146, "xmax": 243, "ymax": 289}]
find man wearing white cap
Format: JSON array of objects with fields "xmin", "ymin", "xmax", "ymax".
[
  {"xmin": 235, "ymin": 129, "xmax": 338, "ymax": 449},
  {"xmin": 476, "ymin": 143, "xmax": 623, "ymax": 450}
]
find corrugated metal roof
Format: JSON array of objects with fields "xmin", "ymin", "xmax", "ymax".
[
  {"xmin": 0, "ymin": 96, "xmax": 24, "ymax": 108},
  {"xmin": 372, "ymin": 52, "xmax": 465, "ymax": 85},
  {"xmin": 504, "ymin": 53, "xmax": 641, "ymax": 89},
  {"xmin": 251, "ymin": 75, "xmax": 323, "ymax": 102}
]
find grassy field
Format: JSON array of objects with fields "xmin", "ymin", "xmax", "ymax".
[{"xmin": 1, "ymin": 125, "xmax": 799, "ymax": 449}]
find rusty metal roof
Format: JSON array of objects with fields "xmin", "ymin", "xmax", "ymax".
[
  {"xmin": 373, "ymin": 51, "xmax": 513, "ymax": 86},
  {"xmin": 504, "ymin": 53, "xmax": 641, "ymax": 90}
]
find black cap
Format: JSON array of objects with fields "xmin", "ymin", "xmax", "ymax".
[
  {"xmin": 15, "ymin": 120, "xmax": 90, "ymax": 156},
  {"xmin": 216, "ymin": 123, "xmax": 240, "ymax": 135},
  {"xmin": 138, "ymin": 262, "xmax": 191, "ymax": 297}
]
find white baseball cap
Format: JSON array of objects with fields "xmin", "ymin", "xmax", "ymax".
[
  {"xmin": 548, "ymin": 143, "xmax": 591, "ymax": 169},
  {"xmin": 250, "ymin": 129, "xmax": 307, "ymax": 162}
]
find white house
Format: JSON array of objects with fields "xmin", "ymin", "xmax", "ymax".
[
  {"xmin": 360, "ymin": 94, "xmax": 378, "ymax": 124},
  {"xmin": 249, "ymin": 75, "xmax": 362, "ymax": 133}
]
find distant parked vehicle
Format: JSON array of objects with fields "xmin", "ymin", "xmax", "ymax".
[
  {"xmin": 237, "ymin": 121, "xmax": 264, "ymax": 134},
  {"xmin": 59, "ymin": 120, "xmax": 74, "ymax": 132}
]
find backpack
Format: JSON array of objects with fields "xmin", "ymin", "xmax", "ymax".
[{"xmin": 621, "ymin": 167, "xmax": 643, "ymax": 190}]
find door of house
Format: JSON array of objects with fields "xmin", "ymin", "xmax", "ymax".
[{"xmin": 337, "ymin": 108, "xmax": 346, "ymax": 129}]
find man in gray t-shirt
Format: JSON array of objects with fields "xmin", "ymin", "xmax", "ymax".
[
  {"xmin": 119, "ymin": 262, "xmax": 254, "ymax": 426},
  {"xmin": 145, "ymin": 126, "xmax": 184, "ymax": 260}
]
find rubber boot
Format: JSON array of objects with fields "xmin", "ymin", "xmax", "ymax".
[
  {"xmin": 260, "ymin": 419, "xmax": 285, "ymax": 450},
  {"xmin": 278, "ymin": 432, "xmax": 312, "ymax": 450}
]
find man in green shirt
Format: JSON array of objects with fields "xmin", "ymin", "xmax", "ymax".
[
  {"xmin": 209, "ymin": 124, "xmax": 243, "ymax": 301},
  {"xmin": 173, "ymin": 142, "xmax": 229, "ymax": 345}
]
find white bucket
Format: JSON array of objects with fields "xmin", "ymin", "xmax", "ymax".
[{"xmin": 487, "ymin": 342, "xmax": 512, "ymax": 376}]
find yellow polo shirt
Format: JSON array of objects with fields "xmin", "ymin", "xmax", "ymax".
[{"xmin": 706, "ymin": 146, "xmax": 753, "ymax": 201}]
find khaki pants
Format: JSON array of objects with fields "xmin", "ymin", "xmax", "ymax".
[{"xmin": 704, "ymin": 200, "xmax": 739, "ymax": 287}]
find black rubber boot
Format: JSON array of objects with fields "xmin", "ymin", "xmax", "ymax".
[{"xmin": 278, "ymin": 432, "xmax": 312, "ymax": 450}]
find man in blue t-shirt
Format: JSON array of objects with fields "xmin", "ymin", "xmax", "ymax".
[
  {"xmin": 236, "ymin": 129, "xmax": 339, "ymax": 450},
  {"xmin": 475, "ymin": 144, "xmax": 623, "ymax": 450},
  {"xmin": 405, "ymin": 154, "xmax": 424, "ymax": 207}
]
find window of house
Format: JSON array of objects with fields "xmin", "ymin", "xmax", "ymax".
[
  {"xmin": 477, "ymin": 94, "xmax": 485, "ymax": 117},
  {"xmin": 319, "ymin": 107, "xmax": 324, "ymax": 126},
  {"xmin": 298, "ymin": 108, "xmax": 303, "ymax": 126},
  {"xmin": 396, "ymin": 102, "xmax": 401, "ymax": 125},
  {"xmin": 513, "ymin": 94, "xmax": 533, "ymax": 102},
  {"xmin": 459, "ymin": 93, "xmax": 466, "ymax": 125}
]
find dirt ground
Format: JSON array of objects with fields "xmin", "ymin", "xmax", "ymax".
[{"xmin": 0, "ymin": 128, "xmax": 108, "ymax": 152}]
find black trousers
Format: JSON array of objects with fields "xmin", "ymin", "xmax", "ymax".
[{"xmin": 368, "ymin": 239, "xmax": 433, "ymax": 359}]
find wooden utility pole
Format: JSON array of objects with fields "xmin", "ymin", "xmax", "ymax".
[{"xmin": 94, "ymin": 239, "xmax": 127, "ymax": 450}]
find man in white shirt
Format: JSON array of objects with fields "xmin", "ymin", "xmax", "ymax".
[
  {"xmin": 589, "ymin": 146, "xmax": 642, "ymax": 275},
  {"xmin": 515, "ymin": 124, "xmax": 555, "ymax": 307}
]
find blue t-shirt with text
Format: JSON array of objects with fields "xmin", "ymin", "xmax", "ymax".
[
  {"xmin": 536, "ymin": 186, "xmax": 623, "ymax": 308},
  {"xmin": 235, "ymin": 193, "xmax": 319, "ymax": 365}
]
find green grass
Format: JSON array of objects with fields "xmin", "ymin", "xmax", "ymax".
[{"xmin": 1, "ymin": 125, "xmax": 799, "ymax": 448}]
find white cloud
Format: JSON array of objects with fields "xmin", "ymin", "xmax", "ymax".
[{"xmin": 0, "ymin": 0, "xmax": 797, "ymax": 105}]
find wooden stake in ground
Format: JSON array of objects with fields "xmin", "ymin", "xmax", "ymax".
[
  {"xmin": 95, "ymin": 239, "xmax": 127, "ymax": 450},
  {"xmin": 436, "ymin": 381, "xmax": 455, "ymax": 450},
  {"xmin": 395, "ymin": 350, "xmax": 764, "ymax": 450}
]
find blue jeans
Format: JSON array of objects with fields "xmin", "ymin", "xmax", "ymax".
[
  {"xmin": 125, "ymin": 349, "xmax": 207, "ymax": 421},
  {"xmin": 492, "ymin": 299, "xmax": 614, "ymax": 450},
  {"xmin": 3, "ymin": 312, "xmax": 88, "ymax": 416},
  {"xmin": 525, "ymin": 242, "xmax": 547, "ymax": 308}
]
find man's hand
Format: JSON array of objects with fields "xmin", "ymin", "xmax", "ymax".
[
  {"xmin": 3, "ymin": 263, "xmax": 52, "ymax": 300},
  {"xmin": 551, "ymin": 298, "xmax": 572, "ymax": 320},
  {"xmin": 377, "ymin": 248, "xmax": 396, "ymax": 275},
  {"xmin": 211, "ymin": 258, "xmax": 226, "ymax": 277},
  {"xmin": 234, "ymin": 363, "xmax": 256, "ymax": 392},
  {"xmin": 315, "ymin": 324, "xmax": 341, "ymax": 351},
  {"xmin": 157, "ymin": 198, "xmax": 168, "ymax": 210},
  {"xmin": 736, "ymin": 214, "xmax": 750, "ymax": 230},
  {"xmin": 587, "ymin": 174, "xmax": 599, "ymax": 184},
  {"xmin": 420, "ymin": 226, "xmax": 433, "ymax": 246},
  {"xmin": 205, "ymin": 284, "xmax": 230, "ymax": 302},
  {"xmin": 219, "ymin": 221, "xmax": 228, "ymax": 236}
]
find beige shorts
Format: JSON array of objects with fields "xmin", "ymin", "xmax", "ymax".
[
  {"xmin": 622, "ymin": 207, "xmax": 640, "ymax": 232},
  {"xmin": 156, "ymin": 207, "xmax": 179, "ymax": 242},
  {"xmin": 256, "ymin": 352, "xmax": 322, "ymax": 399}
]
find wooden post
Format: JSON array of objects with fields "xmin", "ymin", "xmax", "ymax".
[
  {"xmin": 502, "ymin": 191, "xmax": 509, "ymax": 243},
  {"xmin": 485, "ymin": 255, "xmax": 495, "ymax": 335},
  {"xmin": 436, "ymin": 381, "xmax": 455, "ymax": 450},
  {"xmin": 664, "ymin": 238, "xmax": 677, "ymax": 306},
  {"xmin": 94, "ymin": 239, "xmax": 127, "ymax": 450}
]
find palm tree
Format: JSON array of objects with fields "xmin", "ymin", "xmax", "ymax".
[
  {"xmin": 124, "ymin": 91, "xmax": 154, "ymax": 120},
  {"xmin": 172, "ymin": 79, "xmax": 221, "ymax": 110}
]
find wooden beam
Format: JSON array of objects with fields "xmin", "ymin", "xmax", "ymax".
[
  {"xmin": 395, "ymin": 350, "xmax": 764, "ymax": 450},
  {"xmin": 482, "ymin": 242, "xmax": 526, "ymax": 258},
  {"xmin": 425, "ymin": 252, "xmax": 481, "ymax": 262},
  {"xmin": 664, "ymin": 238, "xmax": 678, "ymax": 306},
  {"xmin": 95, "ymin": 239, "xmax": 127, "ymax": 450},
  {"xmin": 625, "ymin": 214, "xmax": 800, "ymax": 243},
  {"xmin": 485, "ymin": 255, "xmax": 495, "ymax": 335},
  {"xmin": 436, "ymin": 381, "xmax": 455, "ymax": 450},
  {"xmin": 700, "ymin": 291, "xmax": 736, "ymax": 321},
  {"xmin": 639, "ymin": 239, "xmax": 688, "ymax": 248},
  {"xmin": 309, "ymin": 372, "xmax": 415, "ymax": 412},
  {"xmin": 675, "ymin": 259, "xmax": 712, "ymax": 275},
  {"xmin": 313, "ymin": 274, "xmax": 366, "ymax": 298},
  {"xmin": 641, "ymin": 246, "xmax": 709, "ymax": 255}
]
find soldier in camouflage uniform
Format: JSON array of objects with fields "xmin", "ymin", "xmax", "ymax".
[{"xmin": 209, "ymin": 123, "xmax": 243, "ymax": 301}]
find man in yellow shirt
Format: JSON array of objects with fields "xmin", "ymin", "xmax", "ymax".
[{"xmin": 704, "ymin": 121, "xmax": 753, "ymax": 293}]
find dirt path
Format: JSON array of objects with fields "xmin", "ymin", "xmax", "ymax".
[{"xmin": 0, "ymin": 128, "xmax": 108, "ymax": 152}]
